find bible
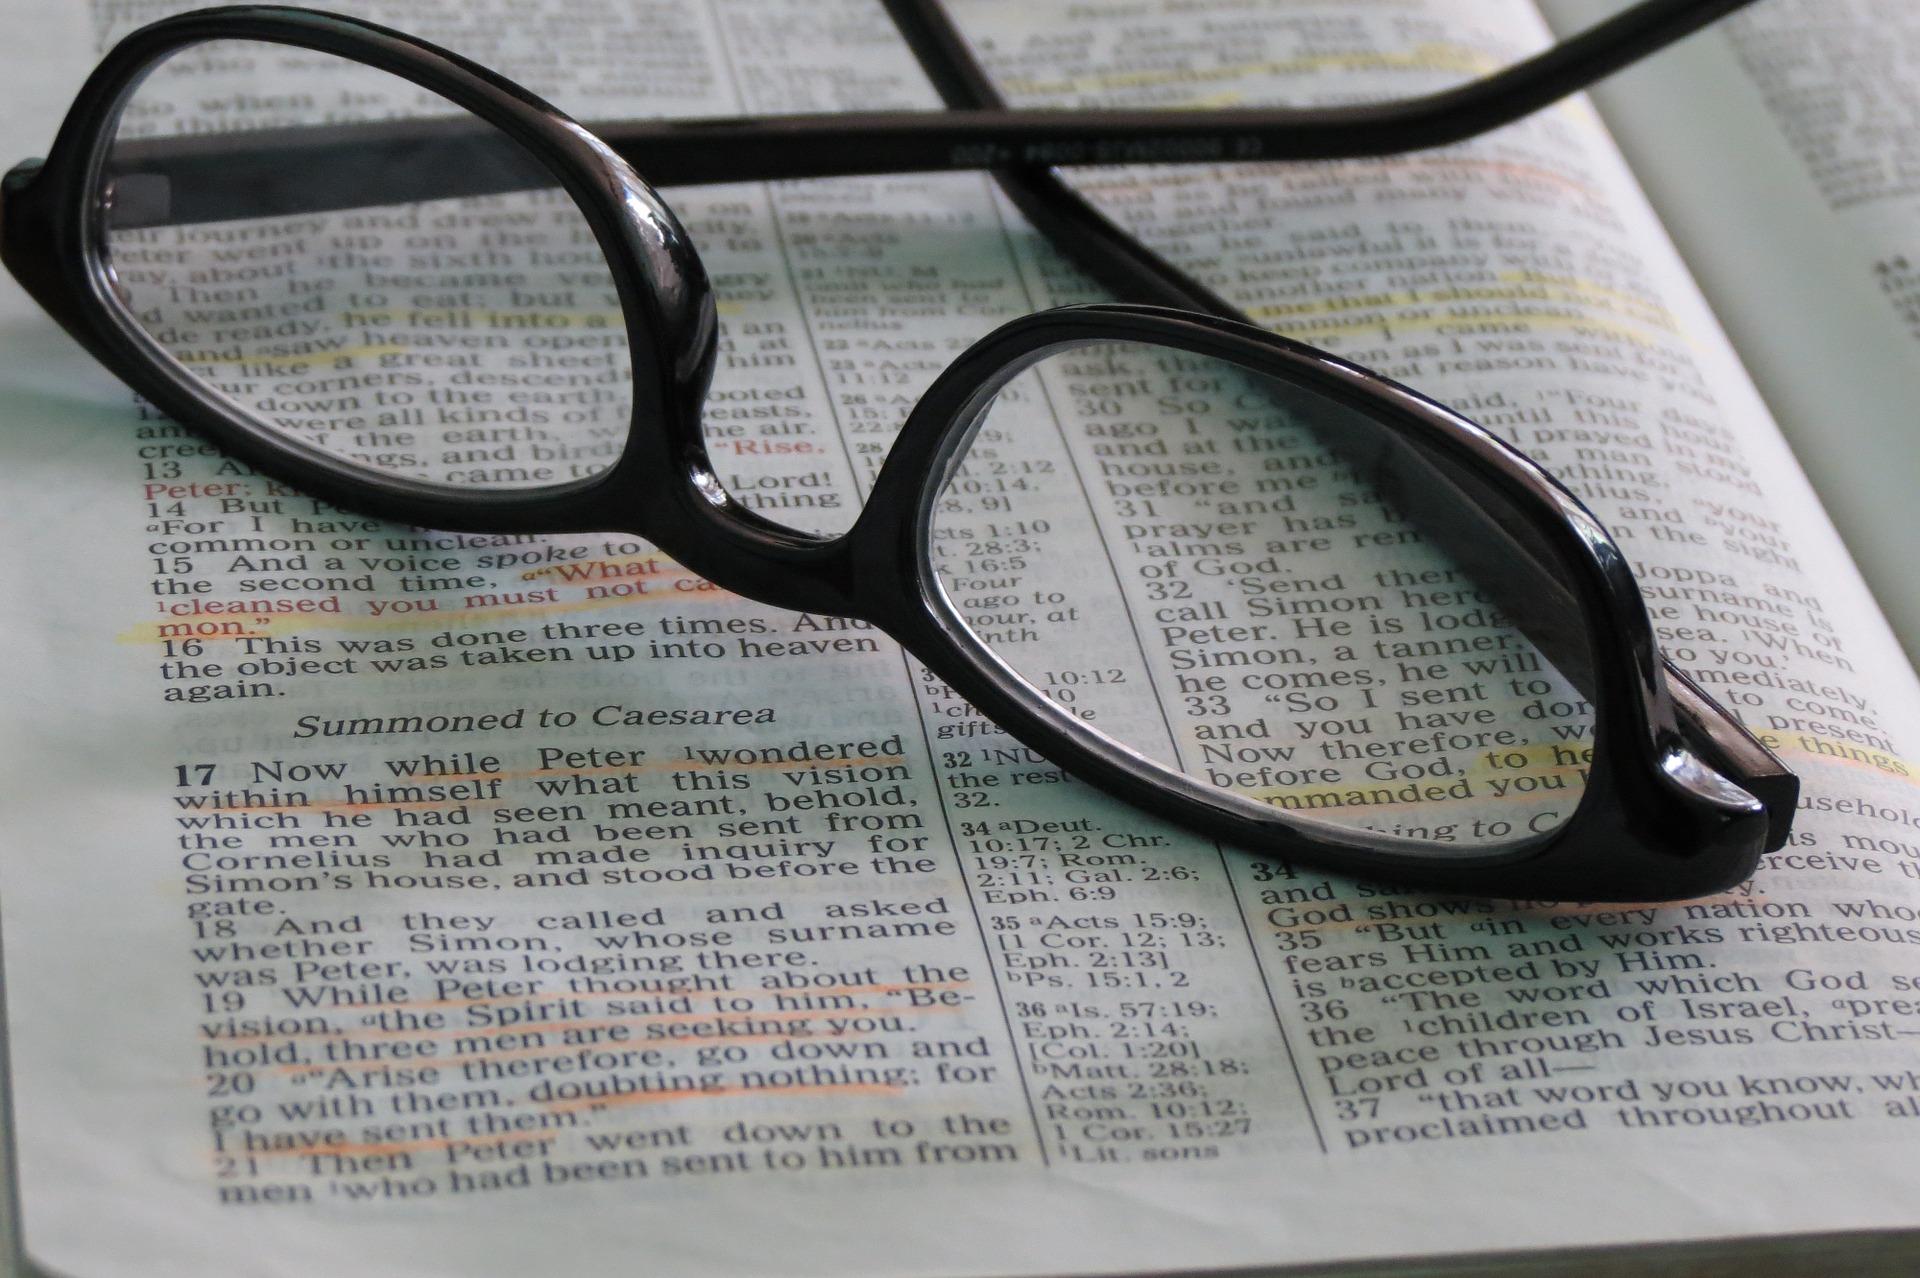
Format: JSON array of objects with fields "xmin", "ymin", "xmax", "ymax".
[{"xmin": 0, "ymin": 1, "xmax": 1918, "ymax": 1275}]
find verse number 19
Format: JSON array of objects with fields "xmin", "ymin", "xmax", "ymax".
[{"xmin": 175, "ymin": 763, "xmax": 215, "ymax": 786}]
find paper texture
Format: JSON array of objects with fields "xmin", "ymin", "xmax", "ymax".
[
  {"xmin": 2, "ymin": 2, "xmax": 1920, "ymax": 1276},
  {"xmin": 1539, "ymin": 0, "xmax": 1920, "ymax": 659}
]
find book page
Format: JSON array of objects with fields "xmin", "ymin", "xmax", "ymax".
[
  {"xmin": 1537, "ymin": 0, "xmax": 1920, "ymax": 661},
  {"xmin": 3, "ymin": 2, "xmax": 1920, "ymax": 1277}
]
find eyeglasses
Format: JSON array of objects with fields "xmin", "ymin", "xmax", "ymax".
[{"xmin": 0, "ymin": 1, "xmax": 1794, "ymax": 900}]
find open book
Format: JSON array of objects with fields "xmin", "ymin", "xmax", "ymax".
[{"xmin": 1, "ymin": 0, "xmax": 1919, "ymax": 1275}]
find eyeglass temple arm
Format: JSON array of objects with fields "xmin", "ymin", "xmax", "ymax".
[
  {"xmin": 99, "ymin": 0, "xmax": 1760, "ymax": 230},
  {"xmin": 597, "ymin": 0, "xmax": 1762, "ymax": 179},
  {"xmin": 873, "ymin": 0, "xmax": 1242, "ymax": 318}
]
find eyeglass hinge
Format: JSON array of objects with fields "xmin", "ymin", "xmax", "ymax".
[{"xmin": 1, "ymin": 159, "xmax": 43, "ymax": 192}]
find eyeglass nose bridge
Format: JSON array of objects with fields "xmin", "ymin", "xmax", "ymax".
[{"xmin": 610, "ymin": 457, "xmax": 879, "ymax": 623}]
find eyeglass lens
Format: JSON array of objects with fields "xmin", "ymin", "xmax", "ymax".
[
  {"xmin": 101, "ymin": 40, "xmax": 631, "ymax": 491},
  {"xmin": 926, "ymin": 342, "xmax": 1596, "ymax": 853}
]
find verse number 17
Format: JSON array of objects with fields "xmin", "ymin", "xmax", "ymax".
[{"xmin": 174, "ymin": 763, "xmax": 215, "ymax": 786}]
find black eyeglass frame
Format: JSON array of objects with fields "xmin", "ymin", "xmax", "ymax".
[{"xmin": 0, "ymin": 4, "xmax": 1794, "ymax": 900}]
